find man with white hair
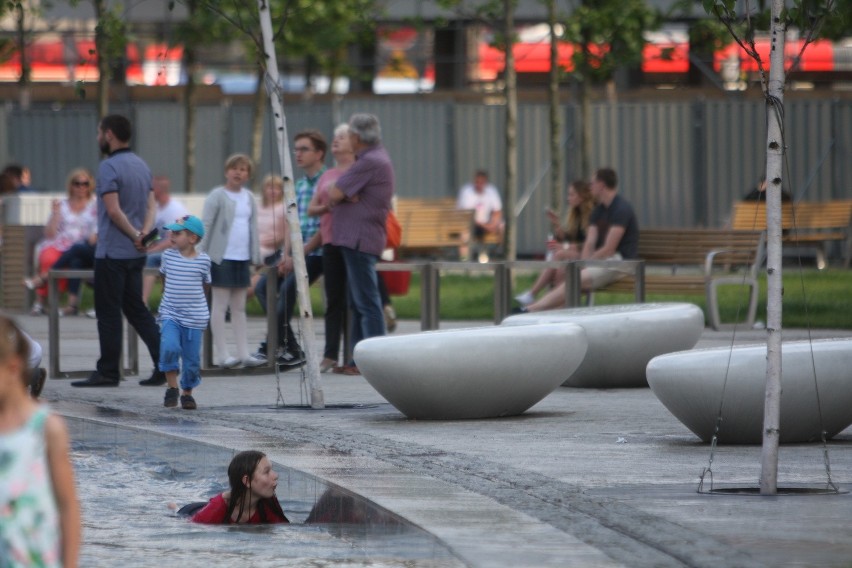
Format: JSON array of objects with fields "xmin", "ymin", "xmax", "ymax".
[{"xmin": 328, "ymin": 113, "xmax": 394, "ymax": 375}]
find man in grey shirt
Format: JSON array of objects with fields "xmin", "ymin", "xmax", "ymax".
[{"xmin": 72, "ymin": 114, "xmax": 164, "ymax": 387}]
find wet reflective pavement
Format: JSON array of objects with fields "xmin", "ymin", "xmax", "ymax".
[{"xmin": 22, "ymin": 313, "xmax": 852, "ymax": 567}]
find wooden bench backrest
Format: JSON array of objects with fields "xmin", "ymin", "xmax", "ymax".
[
  {"xmin": 731, "ymin": 201, "xmax": 794, "ymax": 230},
  {"xmin": 637, "ymin": 229, "xmax": 765, "ymax": 270},
  {"xmin": 731, "ymin": 200, "xmax": 852, "ymax": 232},
  {"xmin": 396, "ymin": 204, "xmax": 473, "ymax": 250}
]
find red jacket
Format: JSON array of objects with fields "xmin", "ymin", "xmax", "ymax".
[{"xmin": 191, "ymin": 493, "xmax": 289, "ymax": 524}]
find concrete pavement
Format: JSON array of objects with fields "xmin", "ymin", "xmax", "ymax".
[{"xmin": 21, "ymin": 312, "xmax": 852, "ymax": 567}]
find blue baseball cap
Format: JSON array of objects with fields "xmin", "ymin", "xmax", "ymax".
[{"xmin": 164, "ymin": 215, "xmax": 205, "ymax": 238}]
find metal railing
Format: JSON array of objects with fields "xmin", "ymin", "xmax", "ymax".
[{"xmin": 46, "ymin": 259, "xmax": 648, "ymax": 378}]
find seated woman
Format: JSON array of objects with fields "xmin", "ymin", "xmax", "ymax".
[
  {"xmin": 190, "ymin": 450, "xmax": 290, "ymax": 524},
  {"xmin": 23, "ymin": 168, "xmax": 97, "ymax": 316},
  {"xmin": 515, "ymin": 180, "xmax": 593, "ymax": 307}
]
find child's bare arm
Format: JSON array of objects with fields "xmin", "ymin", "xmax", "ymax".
[{"xmin": 46, "ymin": 414, "xmax": 81, "ymax": 568}]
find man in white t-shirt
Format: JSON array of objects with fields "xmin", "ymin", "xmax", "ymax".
[
  {"xmin": 142, "ymin": 174, "xmax": 188, "ymax": 307},
  {"xmin": 456, "ymin": 169, "xmax": 504, "ymax": 261}
]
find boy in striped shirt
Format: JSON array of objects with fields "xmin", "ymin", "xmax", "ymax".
[{"xmin": 158, "ymin": 215, "xmax": 211, "ymax": 409}]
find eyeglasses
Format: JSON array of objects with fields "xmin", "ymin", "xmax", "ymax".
[
  {"xmin": 72, "ymin": 180, "xmax": 90, "ymax": 187},
  {"xmin": 293, "ymin": 146, "xmax": 314, "ymax": 153}
]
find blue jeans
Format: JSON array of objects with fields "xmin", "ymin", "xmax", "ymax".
[
  {"xmin": 52, "ymin": 241, "xmax": 95, "ymax": 296},
  {"xmin": 254, "ymin": 255, "xmax": 324, "ymax": 350},
  {"xmin": 94, "ymin": 257, "xmax": 161, "ymax": 380},
  {"xmin": 159, "ymin": 319, "xmax": 203, "ymax": 391},
  {"xmin": 341, "ymin": 247, "xmax": 385, "ymax": 360}
]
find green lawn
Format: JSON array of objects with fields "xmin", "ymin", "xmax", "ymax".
[{"xmin": 135, "ymin": 267, "xmax": 852, "ymax": 329}]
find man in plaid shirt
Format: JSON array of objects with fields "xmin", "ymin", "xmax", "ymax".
[{"xmin": 253, "ymin": 130, "xmax": 326, "ymax": 368}]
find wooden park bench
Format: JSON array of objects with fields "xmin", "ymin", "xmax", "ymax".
[
  {"xmin": 591, "ymin": 228, "xmax": 766, "ymax": 330},
  {"xmin": 731, "ymin": 199, "xmax": 852, "ymax": 268},
  {"xmin": 396, "ymin": 198, "xmax": 473, "ymax": 258},
  {"xmin": 395, "ymin": 197, "xmax": 503, "ymax": 259}
]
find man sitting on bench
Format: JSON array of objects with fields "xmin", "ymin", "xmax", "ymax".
[
  {"xmin": 520, "ymin": 167, "xmax": 639, "ymax": 312},
  {"xmin": 456, "ymin": 169, "xmax": 504, "ymax": 262}
]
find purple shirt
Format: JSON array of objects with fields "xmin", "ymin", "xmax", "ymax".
[{"xmin": 331, "ymin": 144, "xmax": 394, "ymax": 256}]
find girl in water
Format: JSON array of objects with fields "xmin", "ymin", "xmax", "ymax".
[
  {"xmin": 191, "ymin": 450, "xmax": 290, "ymax": 524},
  {"xmin": 0, "ymin": 314, "xmax": 81, "ymax": 566}
]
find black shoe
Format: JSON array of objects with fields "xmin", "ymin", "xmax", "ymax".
[
  {"xmin": 139, "ymin": 370, "xmax": 166, "ymax": 386},
  {"xmin": 164, "ymin": 387, "xmax": 179, "ymax": 408},
  {"xmin": 276, "ymin": 350, "xmax": 305, "ymax": 370},
  {"xmin": 510, "ymin": 306, "xmax": 528, "ymax": 314},
  {"xmin": 180, "ymin": 394, "xmax": 197, "ymax": 410},
  {"xmin": 72, "ymin": 371, "xmax": 119, "ymax": 387}
]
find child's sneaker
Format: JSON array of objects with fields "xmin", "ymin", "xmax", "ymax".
[
  {"xmin": 164, "ymin": 387, "xmax": 179, "ymax": 408},
  {"xmin": 180, "ymin": 394, "xmax": 197, "ymax": 410}
]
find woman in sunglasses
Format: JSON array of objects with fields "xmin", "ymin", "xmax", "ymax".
[{"xmin": 23, "ymin": 168, "xmax": 98, "ymax": 316}]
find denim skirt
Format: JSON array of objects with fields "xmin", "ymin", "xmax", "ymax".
[{"xmin": 210, "ymin": 259, "xmax": 251, "ymax": 288}]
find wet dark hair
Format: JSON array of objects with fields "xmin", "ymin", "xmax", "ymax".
[
  {"xmin": 225, "ymin": 450, "xmax": 287, "ymax": 523},
  {"xmin": 100, "ymin": 114, "xmax": 133, "ymax": 143},
  {"xmin": 0, "ymin": 313, "xmax": 31, "ymax": 388}
]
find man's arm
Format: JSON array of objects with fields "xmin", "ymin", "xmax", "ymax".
[
  {"xmin": 103, "ymin": 192, "xmax": 142, "ymax": 241},
  {"xmin": 580, "ymin": 225, "xmax": 598, "ymax": 259},
  {"xmin": 589, "ymin": 225, "xmax": 626, "ymax": 259},
  {"xmin": 143, "ymin": 190, "xmax": 156, "ymax": 234},
  {"xmin": 485, "ymin": 209, "xmax": 503, "ymax": 233},
  {"xmin": 329, "ymin": 185, "xmax": 345, "ymax": 206}
]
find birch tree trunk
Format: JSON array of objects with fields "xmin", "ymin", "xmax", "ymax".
[
  {"xmin": 547, "ymin": 0, "xmax": 562, "ymax": 211},
  {"xmin": 183, "ymin": 41, "xmax": 197, "ymax": 194},
  {"xmin": 759, "ymin": 0, "xmax": 786, "ymax": 495},
  {"xmin": 94, "ymin": 0, "xmax": 109, "ymax": 120},
  {"xmin": 257, "ymin": 0, "xmax": 324, "ymax": 408},
  {"xmin": 503, "ymin": 0, "xmax": 518, "ymax": 262}
]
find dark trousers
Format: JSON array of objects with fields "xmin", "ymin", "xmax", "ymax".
[
  {"xmin": 52, "ymin": 241, "xmax": 95, "ymax": 296},
  {"xmin": 321, "ymin": 244, "xmax": 347, "ymax": 360},
  {"xmin": 254, "ymin": 254, "xmax": 324, "ymax": 351},
  {"xmin": 94, "ymin": 257, "xmax": 161, "ymax": 379}
]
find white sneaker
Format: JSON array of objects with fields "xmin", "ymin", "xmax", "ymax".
[
  {"xmin": 242, "ymin": 355, "xmax": 266, "ymax": 368},
  {"xmin": 218, "ymin": 356, "xmax": 241, "ymax": 369},
  {"xmin": 514, "ymin": 290, "xmax": 535, "ymax": 306}
]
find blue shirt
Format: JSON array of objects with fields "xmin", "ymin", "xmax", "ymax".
[{"xmin": 95, "ymin": 148, "xmax": 153, "ymax": 260}]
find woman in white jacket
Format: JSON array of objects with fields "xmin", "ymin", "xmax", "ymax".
[{"xmin": 199, "ymin": 154, "xmax": 263, "ymax": 368}]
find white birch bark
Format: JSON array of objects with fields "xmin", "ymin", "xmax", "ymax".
[
  {"xmin": 759, "ymin": 0, "xmax": 786, "ymax": 495},
  {"xmin": 257, "ymin": 0, "xmax": 324, "ymax": 408}
]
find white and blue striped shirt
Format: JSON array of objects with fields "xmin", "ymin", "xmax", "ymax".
[{"xmin": 158, "ymin": 248, "xmax": 211, "ymax": 330}]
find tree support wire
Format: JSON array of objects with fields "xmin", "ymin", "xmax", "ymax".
[{"xmin": 257, "ymin": 0, "xmax": 324, "ymax": 408}]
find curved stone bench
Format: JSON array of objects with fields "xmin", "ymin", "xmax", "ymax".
[
  {"xmin": 502, "ymin": 303, "xmax": 705, "ymax": 388},
  {"xmin": 354, "ymin": 323, "xmax": 588, "ymax": 420},
  {"xmin": 647, "ymin": 338, "xmax": 852, "ymax": 444}
]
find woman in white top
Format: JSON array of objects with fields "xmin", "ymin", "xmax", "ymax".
[
  {"xmin": 198, "ymin": 154, "xmax": 264, "ymax": 369},
  {"xmin": 23, "ymin": 168, "xmax": 97, "ymax": 316}
]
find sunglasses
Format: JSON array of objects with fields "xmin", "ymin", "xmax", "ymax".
[{"xmin": 72, "ymin": 180, "xmax": 90, "ymax": 187}]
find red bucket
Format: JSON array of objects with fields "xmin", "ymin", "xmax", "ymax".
[{"xmin": 380, "ymin": 267, "xmax": 411, "ymax": 296}]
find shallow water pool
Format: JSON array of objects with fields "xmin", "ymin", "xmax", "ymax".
[{"xmin": 67, "ymin": 417, "xmax": 464, "ymax": 567}]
